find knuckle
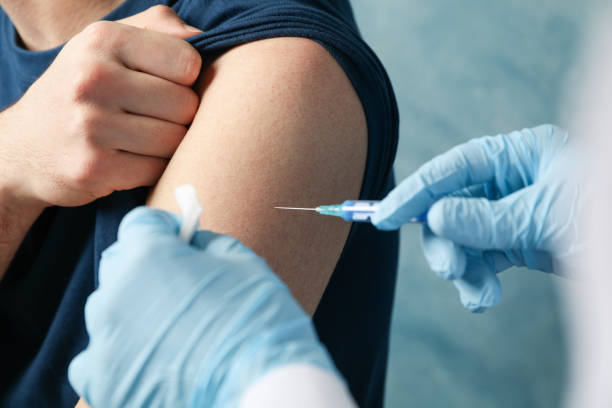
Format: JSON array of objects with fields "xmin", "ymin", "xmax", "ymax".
[
  {"xmin": 73, "ymin": 107, "xmax": 103, "ymax": 140},
  {"xmin": 70, "ymin": 61, "xmax": 111, "ymax": 103},
  {"xmin": 426, "ymin": 200, "xmax": 448, "ymax": 236},
  {"xmin": 86, "ymin": 60, "xmax": 112, "ymax": 84},
  {"xmin": 70, "ymin": 158, "xmax": 97, "ymax": 187},
  {"xmin": 66, "ymin": 120, "xmax": 107, "ymax": 188},
  {"xmin": 149, "ymin": 4, "xmax": 176, "ymax": 17},
  {"xmin": 71, "ymin": 151, "xmax": 103, "ymax": 187},
  {"xmin": 70, "ymin": 75, "xmax": 91, "ymax": 104},
  {"xmin": 80, "ymin": 21, "xmax": 118, "ymax": 49}
]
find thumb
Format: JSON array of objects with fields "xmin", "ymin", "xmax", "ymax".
[
  {"xmin": 117, "ymin": 5, "xmax": 202, "ymax": 39},
  {"xmin": 427, "ymin": 185, "xmax": 547, "ymax": 250}
]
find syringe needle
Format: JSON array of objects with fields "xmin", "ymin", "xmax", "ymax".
[{"xmin": 274, "ymin": 207, "xmax": 318, "ymax": 211}]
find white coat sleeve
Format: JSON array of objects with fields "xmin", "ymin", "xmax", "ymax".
[{"xmin": 239, "ymin": 364, "xmax": 357, "ymax": 408}]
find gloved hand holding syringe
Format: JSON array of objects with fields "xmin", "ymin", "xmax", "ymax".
[{"xmin": 278, "ymin": 125, "xmax": 584, "ymax": 313}]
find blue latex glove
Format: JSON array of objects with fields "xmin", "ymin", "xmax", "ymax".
[
  {"xmin": 372, "ymin": 125, "xmax": 582, "ymax": 312},
  {"xmin": 68, "ymin": 207, "xmax": 337, "ymax": 407}
]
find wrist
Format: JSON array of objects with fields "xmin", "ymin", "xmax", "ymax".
[
  {"xmin": 0, "ymin": 183, "xmax": 46, "ymax": 229},
  {"xmin": 0, "ymin": 105, "xmax": 45, "ymax": 212},
  {"xmin": 0, "ymin": 107, "xmax": 46, "ymax": 246}
]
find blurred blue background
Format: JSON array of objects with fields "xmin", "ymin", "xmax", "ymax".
[{"xmin": 349, "ymin": 1, "xmax": 594, "ymax": 407}]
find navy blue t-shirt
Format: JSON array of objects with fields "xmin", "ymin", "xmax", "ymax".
[{"xmin": 0, "ymin": 1, "xmax": 399, "ymax": 406}]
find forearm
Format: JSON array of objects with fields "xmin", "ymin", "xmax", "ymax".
[
  {"xmin": 0, "ymin": 111, "xmax": 45, "ymax": 280},
  {"xmin": 0, "ymin": 188, "xmax": 43, "ymax": 280}
]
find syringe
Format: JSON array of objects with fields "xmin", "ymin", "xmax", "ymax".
[{"xmin": 275, "ymin": 200, "xmax": 425, "ymax": 224}]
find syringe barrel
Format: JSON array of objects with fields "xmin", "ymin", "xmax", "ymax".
[{"xmin": 340, "ymin": 200, "xmax": 381, "ymax": 222}]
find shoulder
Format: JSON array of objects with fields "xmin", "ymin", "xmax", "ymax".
[
  {"xmin": 200, "ymin": 37, "xmax": 353, "ymax": 94},
  {"xmin": 180, "ymin": 1, "xmax": 398, "ymax": 198},
  {"xmin": 194, "ymin": 36, "xmax": 367, "ymax": 161}
]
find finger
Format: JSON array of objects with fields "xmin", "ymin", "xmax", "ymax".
[
  {"xmin": 81, "ymin": 287, "xmax": 107, "ymax": 337},
  {"xmin": 97, "ymin": 112, "xmax": 187, "ymax": 158},
  {"xmin": 453, "ymin": 252, "xmax": 504, "ymax": 313},
  {"xmin": 116, "ymin": 68, "xmax": 199, "ymax": 124},
  {"xmin": 422, "ymin": 186, "xmax": 500, "ymax": 280},
  {"xmin": 105, "ymin": 151, "xmax": 168, "ymax": 190},
  {"xmin": 195, "ymin": 232, "xmax": 261, "ymax": 259},
  {"xmin": 372, "ymin": 133, "xmax": 513, "ymax": 230},
  {"xmin": 115, "ymin": 24, "xmax": 202, "ymax": 86},
  {"xmin": 98, "ymin": 242, "xmax": 122, "ymax": 288},
  {"xmin": 427, "ymin": 183, "xmax": 548, "ymax": 250},
  {"xmin": 421, "ymin": 226, "xmax": 466, "ymax": 280},
  {"xmin": 117, "ymin": 5, "xmax": 203, "ymax": 40},
  {"xmin": 521, "ymin": 250, "xmax": 554, "ymax": 273},
  {"xmin": 117, "ymin": 206, "xmax": 182, "ymax": 243},
  {"xmin": 191, "ymin": 230, "xmax": 221, "ymax": 249},
  {"xmin": 68, "ymin": 352, "xmax": 90, "ymax": 400},
  {"xmin": 448, "ymin": 183, "xmax": 490, "ymax": 199}
]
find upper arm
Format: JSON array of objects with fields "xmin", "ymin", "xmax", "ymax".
[{"xmin": 147, "ymin": 37, "xmax": 367, "ymax": 314}]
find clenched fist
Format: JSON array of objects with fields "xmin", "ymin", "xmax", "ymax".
[{"xmin": 0, "ymin": 5, "xmax": 202, "ymax": 208}]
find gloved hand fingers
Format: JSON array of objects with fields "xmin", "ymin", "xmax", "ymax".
[
  {"xmin": 190, "ymin": 229, "xmax": 221, "ymax": 249},
  {"xmin": 518, "ymin": 249, "xmax": 554, "ymax": 273},
  {"xmin": 372, "ymin": 135, "xmax": 508, "ymax": 230},
  {"xmin": 98, "ymin": 207, "xmax": 183, "ymax": 287},
  {"xmin": 489, "ymin": 251, "xmax": 515, "ymax": 272},
  {"xmin": 421, "ymin": 226, "xmax": 467, "ymax": 280},
  {"xmin": 97, "ymin": 240, "xmax": 144, "ymax": 288},
  {"xmin": 426, "ymin": 184, "xmax": 542, "ymax": 250},
  {"xmin": 448, "ymin": 183, "xmax": 489, "ymax": 199},
  {"xmin": 68, "ymin": 350, "xmax": 93, "ymax": 402},
  {"xmin": 193, "ymin": 231, "xmax": 260, "ymax": 259},
  {"xmin": 69, "ymin": 346, "xmax": 112, "ymax": 407},
  {"xmin": 117, "ymin": 206, "xmax": 182, "ymax": 243},
  {"xmin": 453, "ymin": 252, "xmax": 503, "ymax": 313}
]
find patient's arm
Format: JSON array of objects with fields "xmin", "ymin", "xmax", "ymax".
[
  {"xmin": 74, "ymin": 36, "xmax": 364, "ymax": 408},
  {"xmin": 147, "ymin": 37, "xmax": 367, "ymax": 314}
]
